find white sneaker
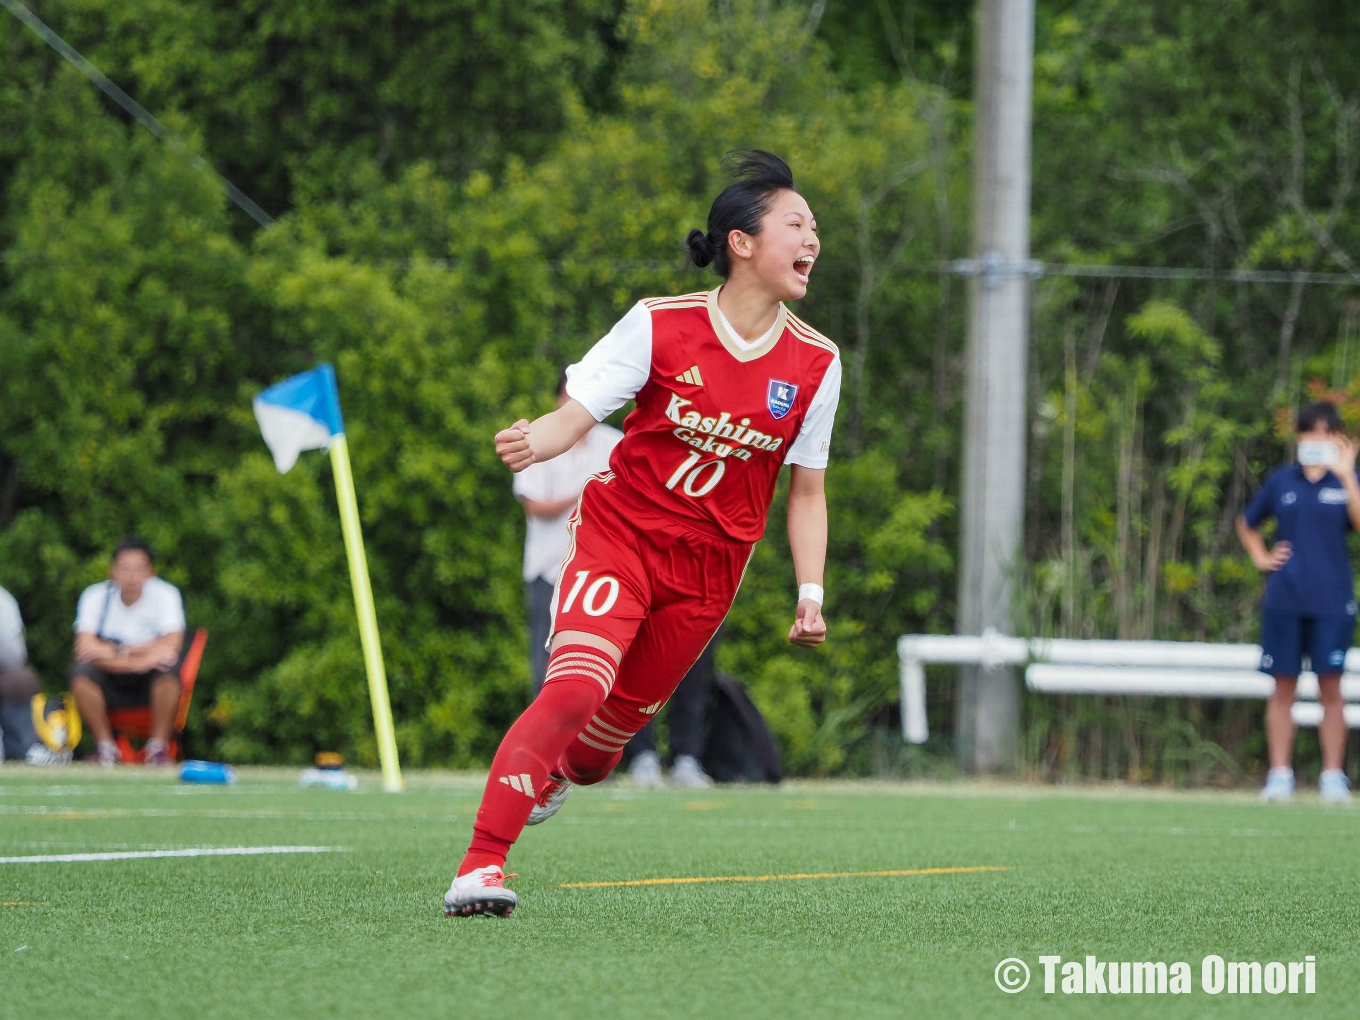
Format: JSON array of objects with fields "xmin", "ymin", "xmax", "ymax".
[
  {"xmin": 1320, "ymin": 769, "xmax": 1352, "ymax": 803},
  {"xmin": 669, "ymin": 754, "xmax": 714, "ymax": 789},
  {"xmin": 629, "ymin": 750, "xmax": 663, "ymax": 789},
  {"xmin": 525, "ymin": 773, "xmax": 572, "ymax": 825},
  {"xmin": 25, "ymin": 745, "xmax": 72, "ymax": 766},
  {"xmin": 1260, "ymin": 767, "xmax": 1295, "ymax": 802},
  {"xmin": 443, "ymin": 865, "xmax": 517, "ymax": 918}
]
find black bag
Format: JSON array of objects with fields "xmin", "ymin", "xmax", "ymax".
[{"xmin": 700, "ymin": 670, "xmax": 782, "ymax": 784}]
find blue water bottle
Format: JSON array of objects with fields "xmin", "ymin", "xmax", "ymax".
[{"xmin": 179, "ymin": 760, "xmax": 237, "ymax": 785}]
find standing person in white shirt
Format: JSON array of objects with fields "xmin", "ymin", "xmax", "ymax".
[
  {"xmin": 69, "ymin": 539, "xmax": 185, "ymax": 766},
  {"xmin": 513, "ymin": 373, "xmax": 623, "ymax": 694}
]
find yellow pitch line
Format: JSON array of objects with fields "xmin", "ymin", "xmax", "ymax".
[
  {"xmin": 3, "ymin": 901, "xmax": 49, "ymax": 906},
  {"xmin": 560, "ymin": 865, "xmax": 1011, "ymax": 889}
]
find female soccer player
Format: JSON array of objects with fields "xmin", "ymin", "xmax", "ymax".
[{"xmin": 444, "ymin": 151, "xmax": 842, "ymax": 917}]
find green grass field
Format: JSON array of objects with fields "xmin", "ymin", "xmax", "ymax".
[{"xmin": 2, "ymin": 767, "xmax": 1356, "ymax": 1019}]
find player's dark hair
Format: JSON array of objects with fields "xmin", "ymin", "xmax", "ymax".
[
  {"xmin": 686, "ymin": 150, "xmax": 797, "ymax": 278},
  {"xmin": 112, "ymin": 537, "xmax": 154, "ymax": 565},
  {"xmin": 1297, "ymin": 401, "xmax": 1343, "ymax": 434}
]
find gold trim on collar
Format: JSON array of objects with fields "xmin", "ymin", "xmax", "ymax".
[{"xmin": 706, "ymin": 287, "xmax": 786, "ymax": 362}]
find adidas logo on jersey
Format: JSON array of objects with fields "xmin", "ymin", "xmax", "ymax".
[
  {"xmin": 498, "ymin": 773, "xmax": 537, "ymax": 798},
  {"xmin": 675, "ymin": 365, "xmax": 704, "ymax": 386},
  {"xmin": 641, "ymin": 700, "xmax": 664, "ymax": 715}
]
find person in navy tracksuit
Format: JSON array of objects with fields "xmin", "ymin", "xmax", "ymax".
[{"xmin": 1238, "ymin": 401, "xmax": 1359, "ymax": 802}]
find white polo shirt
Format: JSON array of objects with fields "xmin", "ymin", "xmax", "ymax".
[
  {"xmin": 513, "ymin": 424, "xmax": 623, "ymax": 583},
  {"xmin": 74, "ymin": 577, "xmax": 185, "ymax": 646}
]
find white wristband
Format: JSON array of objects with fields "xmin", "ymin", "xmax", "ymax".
[{"xmin": 798, "ymin": 583, "xmax": 824, "ymax": 606}]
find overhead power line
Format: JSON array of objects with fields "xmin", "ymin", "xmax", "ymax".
[{"xmin": 1, "ymin": 0, "xmax": 274, "ymax": 228}]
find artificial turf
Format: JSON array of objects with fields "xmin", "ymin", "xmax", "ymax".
[{"xmin": 1, "ymin": 766, "xmax": 1356, "ymax": 1019}]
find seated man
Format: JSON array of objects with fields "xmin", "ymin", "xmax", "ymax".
[
  {"xmin": 0, "ymin": 583, "xmax": 69, "ymax": 765},
  {"xmin": 69, "ymin": 539, "xmax": 185, "ymax": 766}
]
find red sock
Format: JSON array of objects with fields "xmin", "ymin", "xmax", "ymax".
[
  {"xmin": 458, "ymin": 645, "xmax": 616, "ymax": 875},
  {"xmin": 559, "ymin": 702, "xmax": 637, "ymax": 785}
]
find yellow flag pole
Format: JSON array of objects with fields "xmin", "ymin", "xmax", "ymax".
[{"xmin": 328, "ymin": 434, "xmax": 404, "ymax": 792}]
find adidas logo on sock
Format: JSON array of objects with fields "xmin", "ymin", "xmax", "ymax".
[
  {"xmin": 498, "ymin": 773, "xmax": 537, "ymax": 798},
  {"xmin": 674, "ymin": 365, "xmax": 704, "ymax": 386}
]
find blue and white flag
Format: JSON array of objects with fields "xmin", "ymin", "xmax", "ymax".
[{"xmin": 253, "ymin": 364, "xmax": 345, "ymax": 473}]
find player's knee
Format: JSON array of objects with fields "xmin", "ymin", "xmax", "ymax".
[{"xmin": 535, "ymin": 676, "xmax": 605, "ymax": 741}]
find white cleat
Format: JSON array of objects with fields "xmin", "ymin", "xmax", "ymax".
[
  {"xmin": 1320, "ymin": 769, "xmax": 1352, "ymax": 804},
  {"xmin": 1260, "ymin": 767, "xmax": 1295, "ymax": 802},
  {"xmin": 25, "ymin": 745, "xmax": 73, "ymax": 766},
  {"xmin": 526, "ymin": 773, "xmax": 572, "ymax": 825},
  {"xmin": 443, "ymin": 865, "xmax": 517, "ymax": 918},
  {"xmin": 628, "ymin": 750, "xmax": 664, "ymax": 790},
  {"xmin": 669, "ymin": 754, "xmax": 714, "ymax": 789}
]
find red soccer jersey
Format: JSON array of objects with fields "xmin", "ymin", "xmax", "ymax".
[{"xmin": 564, "ymin": 287, "xmax": 842, "ymax": 543}]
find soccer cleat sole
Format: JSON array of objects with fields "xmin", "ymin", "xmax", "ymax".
[{"xmin": 443, "ymin": 892, "xmax": 517, "ymax": 918}]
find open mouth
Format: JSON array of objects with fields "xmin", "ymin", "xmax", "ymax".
[{"xmin": 793, "ymin": 255, "xmax": 815, "ymax": 283}]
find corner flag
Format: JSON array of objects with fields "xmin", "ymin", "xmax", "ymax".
[
  {"xmin": 252, "ymin": 365, "xmax": 404, "ymax": 792},
  {"xmin": 252, "ymin": 364, "xmax": 344, "ymax": 472}
]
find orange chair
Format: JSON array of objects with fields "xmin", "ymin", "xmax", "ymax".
[{"xmin": 109, "ymin": 627, "xmax": 208, "ymax": 764}]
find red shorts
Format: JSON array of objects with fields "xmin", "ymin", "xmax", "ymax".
[{"xmin": 549, "ymin": 471, "xmax": 753, "ymax": 719}]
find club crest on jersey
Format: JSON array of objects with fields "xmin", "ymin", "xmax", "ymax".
[{"xmin": 767, "ymin": 379, "xmax": 798, "ymax": 420}]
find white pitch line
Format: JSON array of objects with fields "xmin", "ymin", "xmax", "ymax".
[
  {"xmin": 0, "ymin": 805, "xmax": 384, "ymax": 821},
  {"xmin": 0, "ymin": 845, "xmax": 344, "ymax": 864}
]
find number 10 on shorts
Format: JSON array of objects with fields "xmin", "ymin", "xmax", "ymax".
[{"xmin": 560, "ymin": 570, "xmax": 621, "ymax": 617}]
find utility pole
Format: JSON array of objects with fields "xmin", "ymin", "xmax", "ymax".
[{"xmin": 953, "ymin": 0, "xmax": 1037, "ymax": 772}]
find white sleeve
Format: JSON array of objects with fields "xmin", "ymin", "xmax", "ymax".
[
  {"xmin": 74, "ymin": 584, "xmax": 105, "ymax": 634},
  {"xmin": 0, "ymin": 588, "xmax": 26, "ymax": 671},
  {"xmin": 784, "ymin": 355, "xmax": 843, "ymax": 470},
  {"xmin": 158, "ymin": 584, "xmax": 186, "ymax": 636},
  {"xmin": 564, "ymin": 301, "xmax": 653, "ymax": 421}
]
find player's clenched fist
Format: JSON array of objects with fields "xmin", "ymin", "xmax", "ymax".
[
  {"xmin": 495, "ymin": 419, "xmax": 535, "ymax": 472},
  {"xmin": 787, "ymin": 598, "xmax": 827, "ymax": 647}
]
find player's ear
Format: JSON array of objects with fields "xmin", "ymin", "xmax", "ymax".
[{"xmin": 727, "ymin": 229, "xmax": 755, "ymax": 262}]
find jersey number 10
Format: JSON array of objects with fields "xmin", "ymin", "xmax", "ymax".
[{"xmin": 664, "ymin": 451, "xmax": 725, "ymax": 498}]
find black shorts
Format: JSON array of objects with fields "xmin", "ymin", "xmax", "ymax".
[{"xmin": 70, "ymin": 662, "xmax": 180, "ymax": 710}]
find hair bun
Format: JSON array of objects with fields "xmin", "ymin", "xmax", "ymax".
[{"xmin": 686, "ymin": 228, "xmax": 714, "ymax": 268}]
